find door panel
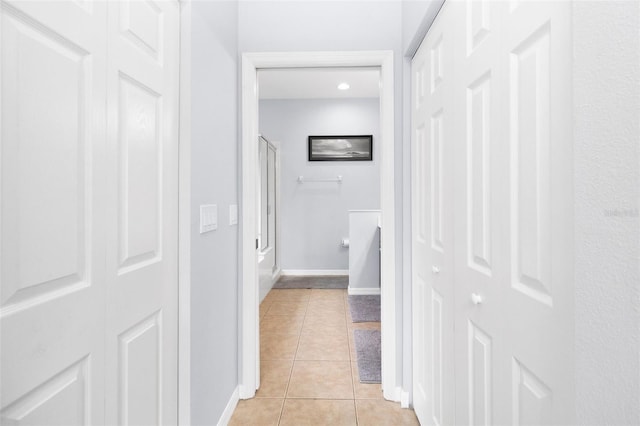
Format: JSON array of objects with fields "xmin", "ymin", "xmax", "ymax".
[
  {"xmin": 0, "ymin": 1, "xmax": 107, "ymax": 424},
  {"xmin": 1, "ymin": 3, "xmax": 91, "ymax": 310},
  {"xmin": 468, "ymin": 321, "xmax": 492, "ymax": 426},
  {"xmin": 106, "ymin": 1, "xmax": 179, "ymax": 424},
  {"xmin": 1, "ymin": 357, "xmax": 91, "ymax": 425},
  {"xmin": 452, "ymin": 2, "xmax": 508, "ymax": 425},
  {"xmin": 413, "ymin": 1, "xmax": 573, "ymax": 425},
  {"xmin": 411, "ymin": 21, "xmax": 430, "ymax": 425},
  {"xmin": 117, "ymin": 73, "xmax": 162, "ymax": 273},
  {"xmin": 118, "ymin": 311, "xmax": 163, "ymax": 425},
  {"xmin": 503, "ymin": 3, "xmax": 573, "ymax": 424},
  {"xmin": 510, "ymin": 22, "xmax": 553, "ymax": 306},
  {"xmin": 1, "ymin": 1, "xmax": 180, "ymax": 425},
  {"xmin": 412, "ymin": 3, "xmax": 455, "ymax": 425},
  {"xmin": 454, "ymin": 1, "xmax": 572, "ymax": 425}
]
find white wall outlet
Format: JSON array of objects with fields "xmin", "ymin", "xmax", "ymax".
[
  {"xmin": 200, "ymin": 204, "xmax": 217, "ymax": 233},
  {"xmin": 229, "ymin": 204, "xmax": 238, "ymax": 226}
]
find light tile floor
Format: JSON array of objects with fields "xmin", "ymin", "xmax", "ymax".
[{"xmin": 229, "ymin": 288, "xmax": 419, "ymax": 426}]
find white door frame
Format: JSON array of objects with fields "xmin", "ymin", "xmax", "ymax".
[
  {"xmin": 178, "ymin": 0, "xmax": 191, "ymax": 424},
  {"xmin": 239, "ymin": 51, "xmax": 397, "ymax": 400}
]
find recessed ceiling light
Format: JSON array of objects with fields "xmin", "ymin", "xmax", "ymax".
[{"xmin": 338, "ymin": 82, "xmax": 350, "ymax": 90}]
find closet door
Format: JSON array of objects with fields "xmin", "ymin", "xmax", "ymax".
[
  {"xmin": 1, "ymin": 1, "xmax": 108, "ymax": 424},
  {"xmin": 501, "ymin": 2, "xmax": 573, "ymax": 423},
  {"xmin": 411, "ymin": 2, "xmax": 456, "ymax": 424},
  {"xmin": 104, "ymin": 1, "xmax": 180, "ymax": 424},
  {"xmin": 413, "ymin": 1, "xmax": 574, "ymax": 424},
  {"xmin": 453, "ymin": 1, "xmax": 574, "ymax": 425},
  {"xmin": 451, "ymin": 2, "xmax": 509, "ymax": 425},
  {"xmin": 0, "ymin": 1, "xmax": 181, "ymax": 425}
]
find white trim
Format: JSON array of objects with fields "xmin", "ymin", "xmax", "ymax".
[
  {"xmin": 378, "ymin": 50, "xmax": 398, "ymax": 402},
  {"xmin": 216, "ymin": 386, "xmax": 240, "ymax": 426},
  {"xmin": 281, "ymin": 269, "xmax": 349, "ymax": 277},
  {"xmin": 240, "ymin": 53, "xmax": 260, "ymax": 400},
  {"xmin": 178, "ymin": 1, "xmax": 191, "ymax": 424},
  {"xmin": 271, "ymin": 267, "xmax": 282, "ymax": 282},
  {"xmin": 240, "ymin": 50, "xmax": 398, "ymax": 402},
  {"xmin": 400, "ymin": 389, "xmax": 410, "ymax": 409},
  {"xmin": 348, "ymin": 287, "xmax": 381, "ymax": 296}
]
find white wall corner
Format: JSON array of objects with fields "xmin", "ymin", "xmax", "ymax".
[
  {"xmin": 217, "ymin": 386, "xmax": 239, "ymax": 426},
  {"xmin": 347, "ymin": 287, "xmax": 381, "ymax": 296}
]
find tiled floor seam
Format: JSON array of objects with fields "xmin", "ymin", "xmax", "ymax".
[{"xmin": 278, "ymin": 296, "xmax": 306, "ymax": 425}]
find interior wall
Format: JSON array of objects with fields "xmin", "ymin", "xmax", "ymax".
[
  {"xmin": 573, "ymin": 2, "xmax": 640, "ymax": 424},
  {"xmin": 186, "ymin": 1, "xmax": 640, "ymax": 423},
  {"xmin": 239, "ymin": 0, "xmax": 407, "ymax": 387},
  {"xmin": 259, "ymin": 98, "xmax": 380, "ymax": 272},
  {"xmin": 190, "ymin": 1, "xmax": 239, "ymax": 424}
]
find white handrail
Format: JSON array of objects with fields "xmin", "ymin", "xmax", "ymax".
[{"xmin": 297, "ymin": 175, "xmax": 343, "ymax": 184}]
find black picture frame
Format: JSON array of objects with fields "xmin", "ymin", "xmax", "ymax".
[{"xmin": 308, "ymin": 135, "xmax": 373, "ymax": 161}]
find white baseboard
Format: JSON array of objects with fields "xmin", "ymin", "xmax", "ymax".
[
  {"xmin": 281, "ymin": 269, "xmax": 348, "ymax": 276},
  {"xmin": 400, "ymin": 388, "xmax": 410, "ymax": 408},
  {"xmin": 348, "ymin": 286, "xmax": 381, "ymax": 296},
  {"xmin": 217, "ymin": 386, "xmax": 239, "ymax": 426}
]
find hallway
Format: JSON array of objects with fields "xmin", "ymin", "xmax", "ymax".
[{"xmin": 229, "ymin": 288, "xmax": 418, "ymax": 425}]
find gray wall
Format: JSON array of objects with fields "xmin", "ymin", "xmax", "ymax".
[
  {"xmin": 573, "ymin": 2, "xmax": 640, "ymax": 423},
  {"xmin": 240, "ymin": 0, "xmax": 407, "ymax": 386},
  {"xmin": 190, "ymin": 1, "xmax": 239, "ymax": 424},
  {"xmin": 260, "ymin": 98, "xmax": 380, "ymax": 271}
]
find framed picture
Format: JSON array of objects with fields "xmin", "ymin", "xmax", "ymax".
[{"xmin": 308, "ymin": 135, "xmax": 373, "ymax": 161}]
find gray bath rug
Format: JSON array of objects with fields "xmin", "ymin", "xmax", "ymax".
[
  {"xmin": 354, "ymin": 329, "xmax": 381, "ymax": 383},
  {"xmin": 348, "ymin": 295, "xmax": 381, "ymax": 322},
  {"xmin": 272, "ymin": 275, "xmax": 348, "ymax": 289}
]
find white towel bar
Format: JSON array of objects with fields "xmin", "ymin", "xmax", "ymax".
[{"xmin": 297, "ymin": 175, "xmax": 343, "ymax": 184}]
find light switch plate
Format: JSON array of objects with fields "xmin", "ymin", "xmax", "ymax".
[
  {"xmin": 229, "ymin": 204, "xmax": 238, "ymax": 226},
  {"xmin": 200, "ymin": 204, "xmax": 217, "ymax": 233}
]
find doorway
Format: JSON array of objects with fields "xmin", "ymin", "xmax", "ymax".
[{"xmin": 239, "ymin": 51, "xmax": 398, "ymax": 401}]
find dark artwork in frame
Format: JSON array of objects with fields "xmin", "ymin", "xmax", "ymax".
[{"xmin": 308, "ymin": 135, "xmax": 373, "ymax": 161}]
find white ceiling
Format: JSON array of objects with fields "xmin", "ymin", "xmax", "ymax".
[{"xmin": 258, "ymin": 67, "xmax": 380, "ymax": 100}]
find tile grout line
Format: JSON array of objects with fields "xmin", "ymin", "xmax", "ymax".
[
  {"xmin": 344, "ymin": 290, "xmax": 360, "ymax": 424},
  {"xmin": 278, "ymin": 290, "xmax": 310, "ymax": 425}
]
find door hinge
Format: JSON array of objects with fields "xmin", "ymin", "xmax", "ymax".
[{"xmin": 256, "ymin": 239, "xmax": 259, "ymax": 250}]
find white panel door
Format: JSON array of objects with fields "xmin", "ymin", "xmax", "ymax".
[
  {"xmin": 412, "ymin": 1, "xmax": 573, "ymax": 425},
  {"xmin": 105, "ymin": 1, "xmax": 180, "ymax": 425},
  {"xmin": 413, "ymin": 1, "xmax": 573, "ymax": 424},
  {"xmin": 1, "ymin": 1, "xmax": 180, "ymax": 425},
  {"xmin": 1, "ymin": 1, "xmax": 108, "ymax": 424},
  {"xmin": 411, "ymin": 3, "xmax": 456, "ymax": 425},
  {"xmin": 451, "ymin": 2, "xmax": 508, "ymax": 425},
  {"xmin": 501, "ymin": 2, "xmax": 573, "ymax": 424}
]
